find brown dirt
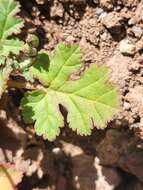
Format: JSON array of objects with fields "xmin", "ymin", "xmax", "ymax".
[{"xmin": 0, "ymin": 0, "xmax": 143, "ymax": 190}]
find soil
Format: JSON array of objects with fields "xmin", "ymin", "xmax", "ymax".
[{"xmin": 1, "ymin": 0, "xmax": 143, "ymax": 190}]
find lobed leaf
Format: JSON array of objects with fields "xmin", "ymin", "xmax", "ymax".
[
  {"xmin": 0, "ymin": 0, "xmax": 24, "ymax": 56},
  {"xmin": 30, "ymin": 43, "xmax": 80, "ymax": 87},
  {"xmin": 21, "ymin": 90, "xmax": 63, "ymax": 141},
  {"xmin": 21, "ymin": 43, "xmax": 119, "ymax": 141}
]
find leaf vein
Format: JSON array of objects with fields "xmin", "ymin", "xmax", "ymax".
[{"xmin": 49, "ymin": 47, "xmax": 79, "ymax": 88}]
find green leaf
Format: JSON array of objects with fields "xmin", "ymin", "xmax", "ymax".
[
  {"xmin": 21, "ymin": 90, "xmax": 62, "ymax": 141},
  {"xmin": 22, "ymin": 68, "xmax": 34, "ymax": 82},
  {"xmin": 30, "ymin": 51, "xmax": 50, "ymax": 83},
  {"xmin": 26, "ymin": 34, "xmax": 39, "ymax": 48},
  {"xmin": 21, "ymin": 43, "xmax": 119, "ymax": 141},
  {"xmin": 0, "ymin": 56, "xmax": 6, "ymax": 65},
  {"xmin": 30, "ymin": 43, "xmax": 80, "ymax": 86},
  {"xmin": 0, "ymin": 39, "xmax": 24, "ymax": 56},
  {"xmin": 0, "ymin": 0, "xmax": 24, "ymax": 56}
]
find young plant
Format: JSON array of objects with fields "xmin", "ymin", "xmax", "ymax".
[
  {"xmin": 21, "ymin": 43, "xmax": 119, "ymax": 141},
  {"xmin": 0, "ymin": 0, "xmax": 24, "ymax": 97},
  {"xmin": 0, "ymin": 0, "xmax": 120, "ymax": 142}
]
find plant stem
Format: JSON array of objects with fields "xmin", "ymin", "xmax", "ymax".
[{"xmin": 8, "ymin": 79, "xmax": 46, "ymax": 92}]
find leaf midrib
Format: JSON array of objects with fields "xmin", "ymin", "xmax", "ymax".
[
  {"xmin": 48, "ymin": 88, "xmax": 118, "ymax": 110},
  {"xmin": 49, "ymin": 46, "xmax": 79, "ymax": 88},
  {"xmin": 47, "ymin": 69, "xmax": 117, "ymax": 110},
  {"xmin": 0, "ymin": 0, "xmax": 11, "ymax": 40}
]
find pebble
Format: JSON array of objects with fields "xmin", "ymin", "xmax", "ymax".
[
  {"xmin": 99, "ymin": 12, "xmax": 107, "ymax": 19},
  {"xmin": 60, "ymin": 0, "xmax": 86, "ymax": 4},
  {"xmin": 93, "ymin": 0, "xmax": 99, "ymax": 4},
  {"xmin": 100, "ymin": 0, "xmax": 115, "ymax": 10},
  {"xmin": 52, "ymin": 147, "xmax": 62, "ymax": 155},
  {"xmin": 128, "ymin": 18, "xmax": 136, "ymax": 25},
  {"xmin": 136, "ymin": 36, "xmax": 143, "ymax": 51},
  {"xmin": 96, "ymin": 8, "xmax": 104, "ymax": 16},
  {"xmin": 131, "ymin": 26, "xmax": 143, "ymax": 38},
  {"xmin": 119, "ymin": 39, "xmax": 136, "ymax": 55},
  {"xmin": 101, "ymin": 12, "xmax": 123, "ymax": 30},
  {"xmin": 50, "ymin": 3, "xmax": 64, "ymax": 18},
  {"xmin": 123, "ymin": 102, "xmax": 131, "ymax": 110}
]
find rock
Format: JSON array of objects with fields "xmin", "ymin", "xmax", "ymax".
[
  {"xmin": 123, "ymin": 179, "xmax": 143, "ymax": 190},
  {"xmin": 136, "ymin": 36, "xmax": 143, "ymax": 51},
  {"xmin": 80, "ymin": 17, "xmax": 103, "ymax": 46},
  {"xmin": 61, "ymin": 141, "xmax": 121, "ymax": 190},
  {"xmin": 128, "ymin": 18, "xmax": 136, "ymax": 26},
  {"xmin": 35, "ymin": 0, "xmax": 50, "ymax": 4},
  {"xmin": 100, "ymin": 0, "xmax": 115, "ymax": 10},
  {"xmin": 119, "ymin": 39, "xmax": 136, "ymax": 55},
  {"xmin": 50, "ymin": 3, "xmax": 64, "ymax": 18},
  {"xmin": 134, "ymin": 2, "xmax": 143, "ymax": 23},
  {"xmin": 128, "ymin": 59, "xmax": 141, "ymax": 71},
  {"xmin": 128, "ymin": 2, "xmax": 143, "ymax": 25},
  {"xmin": 123, "ymin": 101, "xmax": 131, "ymax": 111},
  {"xmin": 120, "ymin": 7, "xmax": 133, "ymax": 20},
  {"xmin": 56, "ymin": 175, "xmax": 68, "ymax": 190},
  {"xmin": 72, "ymin": 153, "xmax": 122, "ymax": 190},
  {"xmin": 61, "ymin": 141, "xmax": 84, "ymax": 157},
  {"xmin": 101, "ymin": 12, "xmax": 125, "ymax": 37},
  {"xmin": 59, "ymin": 0, "xmax": 86, "ymax": 4},
  {"xmin": 99, "ymin": 12, "xmax": 108, "ymax": 19},
  {"xmin": 133, "ymin": 181, "xmax": 143, "ymax": 190},
  {"xmin": 131, "ymin": 26, "xmax": 143, "ymax": 38},
  {"xmin": 119, "ymin": 146, "xmax": 143, "ymax": 183},
  {"xmin": 94, "ymin": 158, "xmax": 122, "ymax": 190},
  {"xmin": 102, "ymin": 12, "xmax": 122, "ymax": 29},
  {"xmin": 72, "ymin": 154, "xmax": 96, "ymax": 190},
  {"xmin": 97, "ymin": 129, "xmax": 143, "ymax": 182},
  {"xmin": 106, "ymin": 52, "xmax": 131, "ymax": 89},
  {"xmin": 126, "ymin": 86, "xmax": 143, "ymax": 120},
  {"xmin": 96, "ymin": 8, "xmax": 104, "ymax": 16},
  {"xmin": 93, "ymin": 0, "xmax": 99, "ymax": 4},
  {"xmin": 122, "ymin": 0, "xmax": 140, "ymax": 8},
  {"xmin": 96, "ymin": 129, "xmax": 124, "ymax": 166},
  {"xmin": 61, "ymin": 141, "xmax": 96, "ymax": 190}
]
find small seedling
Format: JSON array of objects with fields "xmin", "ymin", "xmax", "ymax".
[{"xmin": 0, "ymin": 0, "xmax": 120, "ymax": 142}]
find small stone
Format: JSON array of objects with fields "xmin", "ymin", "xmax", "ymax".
[
  {"xmin": 60, "ymin": 0, "xmax": 86, "ymax": 4},
  {"xmin": 99, "ymin": 12, "xmax": 107, "ymax": 19},
  {"xmin": 100, "ymin": 0, "xmax": 115, "ymax": 10},
  {"xmin": 129, "ymin": 60, "xmax": 140, "ymax": 71},
  {"xmin": 96, "ymin": 8, "xmax": 104, "ymax": 16},
  {"xmin": 134, "ymin": 2, "xmax": 143, "ymax": 23},
  {"xmin": 119, "ymin": 39, "xmax": 136, "ymax": 55},
  {"xmin": 93, "ymin": 0, "xmax": 99, "ymax": 4},
  {"xmin": 100, "ymin": 32, "xmax": 108, "ymax": 41},
  {"xmin": 123, "ymin": 101, "xmax": 131, "ymax": 110},
  {"xmin": 52, "ymin": 147, "xmax": 61, "ymax": 155},
  {"xmin": 101, "ymin": 12, "xmax": 125, "ymax": 38},
  {"xmin": 128, "ymin": 18, "xmax": 136, "ymax": 25},
  {"xmin": 94, "ymin": 158, "xmax": 122, "ymax": 190},
  {"xmin": 106, "ymin": 52, "xmax": 131, "ymax": 88},
  {"xmin": 35, "ymin": 0, "xmax": 50, "ymax": 4},
  {"xmin": 102, "ymin": 12, "xmax": 122, "ymax": 29},
  {"xmin": 132, "ymin": 26, "xmax": 143, "ymax": 38},
  {"xmin": 50, "ymin": 4, "xmax": 64, "ymax": 18},
  {"xmin": 136, "ymin": 36, "xmax": 143, "ymax": 51},
  {"xmin": 130, "ymin": 123, "xmax": 140, "ymax": 129}
]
